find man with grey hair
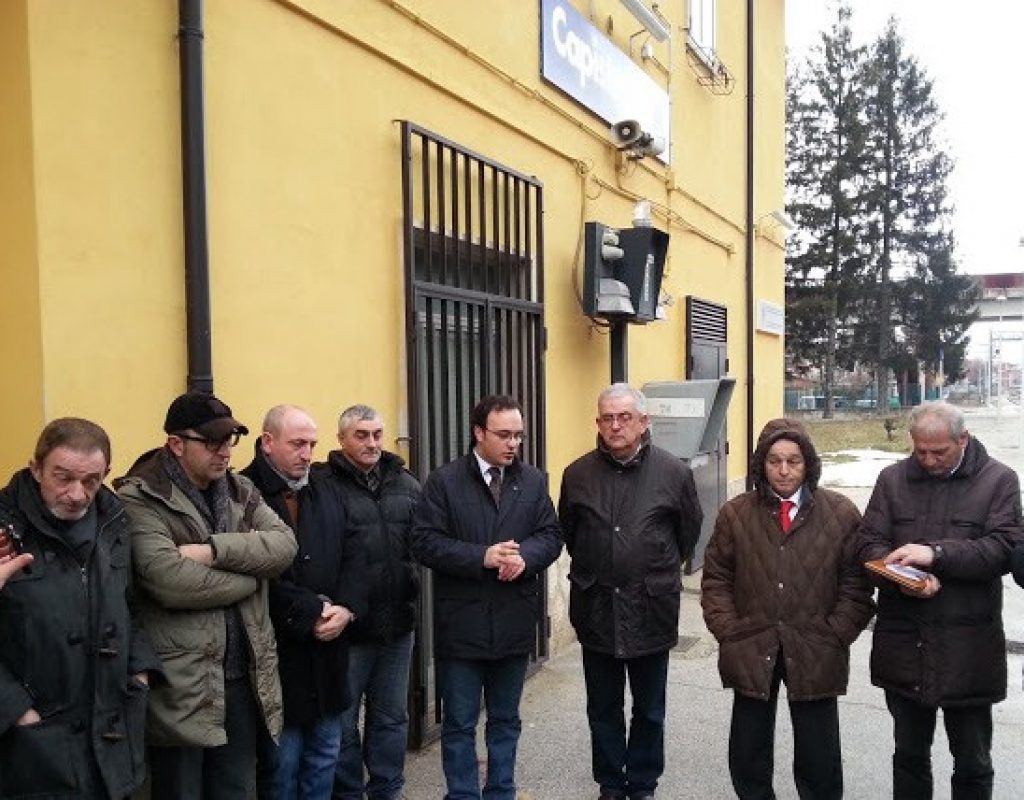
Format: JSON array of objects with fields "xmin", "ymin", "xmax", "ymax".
[
  {"xmin": 0, "ymin": 418, "xmax": 163, "ymax": 798},
  {"xmin": 559, "ymin": 383, "xmax": 702, "ymax": 800},
  {"xmin": 241, "ymin": 404, "xmax": 364, "ymax": 799},
  {"xmin": 324, "ymin": 405, "xmax": 421, "ymax": 800},
  {"xmin": 857, "ymin": 401, "xmax": 1023, "ymax": 800}
]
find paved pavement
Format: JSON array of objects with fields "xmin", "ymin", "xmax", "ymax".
[{"xmin": 403, "ymin": 408, "xmax": 1024, "ymax": 799}]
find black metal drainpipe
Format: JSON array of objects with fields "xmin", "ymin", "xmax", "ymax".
[
  {"xmin": 744, "ymin": 0, "xmax": 755, "ymax": 489},
  {"xmin": 179, "ymin": 0, "xmax": 214, "ymax": 394}
]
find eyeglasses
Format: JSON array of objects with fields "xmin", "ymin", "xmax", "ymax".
[
  {"xmin": 598, "ymin": 412, "xmax": 636, "ymax": 426},
  {"xmin": 177, "ymin": 431, "xmax": 242, "ymax": 452},
  {"xmin": 485, "ymin": 428, "xmax": 526, "ymax": 443},
  {"xmin": 766, "ymin": 457, "xmax": 804, "ymax": 468}
]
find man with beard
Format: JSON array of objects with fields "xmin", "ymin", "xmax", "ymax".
[
  {"xmin": 0, "ymin": 418, "xmax": 163, "ymax": 798},
  {"xmin": 117, "ymin": 392, "xmax": 297, "ymax": 799}
]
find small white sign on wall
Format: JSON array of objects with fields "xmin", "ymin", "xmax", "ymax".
[
  {"xmin": 756, "ymin": 300, "xmax": 785, "ymax": 336},
  {"xmin": 648, "ymin": 397, "xmax": 706, "ymax": 418}
]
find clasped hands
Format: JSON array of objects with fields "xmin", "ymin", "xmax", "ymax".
[
  {"xmin": 885, "ymin": 543, "xmax": 942, "ymax": 598},
  {"xmin": 313, "ymin": 601, "xmax": 354, "ymax": 642},
  {"xmin": 484, "ymin": 539, "xmax": 525, "ymax": 582}
]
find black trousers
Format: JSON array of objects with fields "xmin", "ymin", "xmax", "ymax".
[
  {"xmin": 149, "ymin": 678, "xmax": 268, "ymax": 800},
  {"xmin": 728, "ymin": 655, "xmax": 842, "ymax": 800},
  {"xmin": 582, "ymin": 647, "xmax": 670, "ymax": 798},
  {"xmin": 885, "ymin": 691, "xmax": 993, "ymax": 800}
]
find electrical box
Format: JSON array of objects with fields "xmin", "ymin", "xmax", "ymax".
[
  {"xmin": 617, "ymin": 227, "xmax": 669, "ymax": 323},
  {"xmin": 582, "ymin": 222, "xmax": 634, "ymax": 318},
  {"xmin": 644, "ymin": 378, "xmax": 736, "ymax": 573}
]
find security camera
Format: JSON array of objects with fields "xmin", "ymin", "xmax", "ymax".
[{"xmin": 610, "ymin": 120, "xmax": 665, "ymax": 160}]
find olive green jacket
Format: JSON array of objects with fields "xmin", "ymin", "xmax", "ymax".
[{"xmin": 116, "ymin": 450, "xmax": 298, "ymax": 747}]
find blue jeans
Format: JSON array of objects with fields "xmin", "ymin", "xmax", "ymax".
[
  {"xmin": 438, "ymin": 655, "xmax": 529, "ymax": 800},
  {"xmin": 581, "ymin": 647, "xmax": 669, "ymax": 797},
  {"xmin": 275, "ymin": 714, "xmax": 343, "ymax": 800},
  {"xmin": 334, "ymin": 632, "xmax": 415, "ymax": 800}
]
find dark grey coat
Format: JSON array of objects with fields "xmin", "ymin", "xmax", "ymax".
[
  {"xmin": 559, "ymin": 439, "xmax": 702, "ymax": 659},
  {"xmin": 318, "ymin": 450, "xmax": 421, "ymax": 644},
  {"xmin": 857, "ymin": 437, "xmax": 1023, "ymax": 707},
  {"xmin": 0, "ymin": 470, "xmax": 163, "ymax": 799}
]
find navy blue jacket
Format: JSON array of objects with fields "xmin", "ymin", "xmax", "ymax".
[{"xmin": 410, "ymin": 453, "xmax": 562, "ymax": 660}]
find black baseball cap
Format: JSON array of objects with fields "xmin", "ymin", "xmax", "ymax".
[{"xmin": 164, "ymin": 392, "xmax": 249, "ymax": 440}]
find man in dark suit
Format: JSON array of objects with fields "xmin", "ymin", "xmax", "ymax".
[{"xmin": 410, "ymin": 395, "xmax": 562, "ymax": 800}]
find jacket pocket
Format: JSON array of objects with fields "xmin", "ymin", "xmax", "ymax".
[
  {"xmin": 568, "ymin": 572, "xmax": 608, "ymax": 645},
  {"xmin": 642, "ymin": 572, "xmax": 682, "ymax": 641},
  {"xmin": 950, "ymin": 515, "xmax": 985, "ymax": 539},
  {"xmin": 891, "ymin": 514, "xmax": 918, "ymax": 544},
  {"xmin": 0, "ymin": 716, "xmax": 79, "ymax": 795}
]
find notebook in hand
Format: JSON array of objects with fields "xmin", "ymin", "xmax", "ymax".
[{"xmin": 864, "ymin": 559, "xmax": 929, "ymax": 592}]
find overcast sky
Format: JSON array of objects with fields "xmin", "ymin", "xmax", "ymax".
[{"xmin": 785, "ymin": 1, "xmax": 1024, "ymax": 277}]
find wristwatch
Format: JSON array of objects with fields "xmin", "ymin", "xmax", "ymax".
[{"xmin": 930, "ymin": 543, "xmax": 945, "ymax": 570}]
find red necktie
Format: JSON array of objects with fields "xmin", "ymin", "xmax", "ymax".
[{"xmin": 779, "ymin": 499, "xmax": 794, "ymax": 534}]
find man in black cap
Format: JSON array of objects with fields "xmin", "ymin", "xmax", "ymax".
[{"xmin": 116, "ymin": 391, "xmax": 298, "ymax": 800}]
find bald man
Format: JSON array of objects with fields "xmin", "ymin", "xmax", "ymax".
[{"xmin": 241, "ymin": 405, "xmax": 366, "ymax": 800}]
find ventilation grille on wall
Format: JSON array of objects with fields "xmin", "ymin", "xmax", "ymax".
[{"xmin": 688, "ymin": 297, "xmax": 727, "ymax": 344}]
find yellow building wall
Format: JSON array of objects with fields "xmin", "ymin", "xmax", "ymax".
[
  {"xmin": 0, "ymin": 0, "xmax": 45, "ymax": 471},
  {"xmin": 751, "ymin": 1, "xmax": 789, "ymax": 438},
  {"xmin": 3, "ymin": 0, "xmax": 785, "ymax": 494},
  {"xmin": 0, "ymin": 0, "xmax": 185, "ymax": 476}
]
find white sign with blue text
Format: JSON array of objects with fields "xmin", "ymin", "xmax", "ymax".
[{"xmin": 540, "ymin": 0, "xmax": 670, "ymax": 163}]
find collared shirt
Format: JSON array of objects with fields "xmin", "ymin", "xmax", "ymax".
[
  {"xmin": 948, "ymin": 448, "xmax": 966, "ymax": 478},
  {"xmin": 773, "ymin": 485, "xmax": 803, "ymax": 526},
  {"xmin": 473, "ymin": 449, "xmax": 503, "ymax": 486}
]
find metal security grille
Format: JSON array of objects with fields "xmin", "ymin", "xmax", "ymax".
[{"xmin": 400, "ymin": 121, "xmax": 547, "ymax": 747}]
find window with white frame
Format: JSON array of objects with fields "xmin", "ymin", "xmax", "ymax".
[{"xmin": 688, "ymin": 0, "xmax": 717, "ymax": 64}]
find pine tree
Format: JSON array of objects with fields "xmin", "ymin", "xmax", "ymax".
[
  {"xmin": 900, "ymin": 233, "xmax": 979, "ymax": 390},
  {"xmin": 861, "ymin": 18, "xmax": 956, "ymax": 410},
  {"xmin": 785, "ymin": 1, "xmax": 871, "ymax": 417}
]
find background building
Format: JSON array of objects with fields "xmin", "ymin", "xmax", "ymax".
[{"xmin": 1, "ymin": 0, "xmax": 785, "ymax": 745}]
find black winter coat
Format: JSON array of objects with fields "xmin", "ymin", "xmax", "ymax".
[
  {"xmin": 410, "ymin": 453, "xmax": 563, "ymax": 660},
  {"xmin": 0, "ymin": 471, "xmax": 163, "ymax": 799},
  {"xmin": 241, "ymin": 448, "xmax": 366, "ymax": 727},
  {"xmin": 318, "ymin": 451, "xmax": 421, "ymax": 644},
  {"xmin": 857, "ymin": 437, "xmax": 1023, "ymax": 707},
  {"xmin": 559, "ymin": 439, "xmax": 702, "ymax": 659}
]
